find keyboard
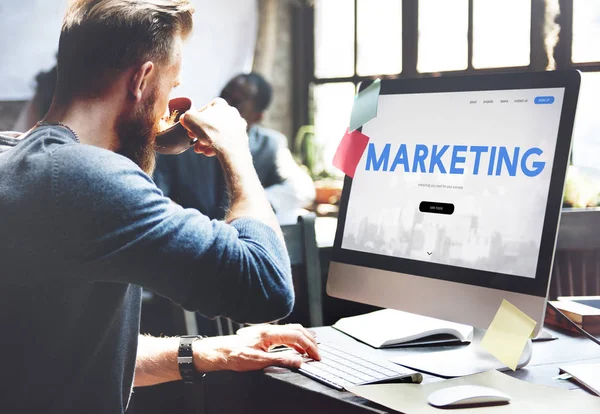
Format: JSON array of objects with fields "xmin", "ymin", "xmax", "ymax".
[{"xmin": 298, "ymin": 342, "xmax": 423, "ymax": 391}]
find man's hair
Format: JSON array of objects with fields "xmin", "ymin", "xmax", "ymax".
[
  {"xmin": 56, "ymin": 0, "xmax": 194, "ymax": 101},
  {"xmin": 224, "ymin": 72, "xmax": 273, "ymax": 113}
]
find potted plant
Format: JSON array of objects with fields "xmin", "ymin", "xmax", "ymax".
[{"xmin": 294, "ymin": 125, "xmax": 343, "ymax": 206}]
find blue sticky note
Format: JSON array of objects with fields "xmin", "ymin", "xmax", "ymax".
[{"xmin": 349, "ymin": 79, "xmax": 381, "ymax": 132}]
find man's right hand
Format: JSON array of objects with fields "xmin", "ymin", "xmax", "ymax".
[
  {"xmin": 179, "ymin": 97, "xmax": 249, "ymax": 159},
  {"xmin": 179, "ymin": 98, "xmax": 282, "ymax": 234},
  {"xmin": 192, "ymin": 324, "xmax": 320, "ymax": 373}
]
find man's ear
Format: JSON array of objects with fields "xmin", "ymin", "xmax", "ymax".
[
  {"xmin": 255, "ymin": 112, "xmax": 265, "ymax": 124},
  {"xmin": 129, "ymin": 61, "xmax": 154, "ymax": 102}
]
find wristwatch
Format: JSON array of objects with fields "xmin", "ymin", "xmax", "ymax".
[{"xmin": 178, "ymin": 335, "xmax": 205, "ymax": 383}]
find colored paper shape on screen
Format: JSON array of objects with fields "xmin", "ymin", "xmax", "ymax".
[
  {"xmin": 480, "ymin": 299, "xmax": 537, "ymax": 371},
  {"xmin": 332, "ymin": 129, "xmax": 370, "ymax": 178},
  {"xmin": 349, "ymin": 79, "xmax": 381, "ymax": 132}
]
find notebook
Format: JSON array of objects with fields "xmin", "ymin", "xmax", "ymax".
[
  {"xmin": 560, "ymin": 362, "xmax": 600, "ymax": 396},
  {"xmin": 558, "ymin": 295, "xmax": 600, "ymax": 310},
  {"xmin": 549, "ymin": 298, "xmax": 600, "ymax": 334},
  {"xmin": 333, "ymin": 309, "xmax": 473, "ymax": 349}
]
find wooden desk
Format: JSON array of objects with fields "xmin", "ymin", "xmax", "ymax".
[{"xmin": 196, "ymin": 326, "xmax": 600, "ymax": 414}]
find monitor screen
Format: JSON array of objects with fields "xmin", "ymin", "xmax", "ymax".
[
  {"xmin": 332, "ymin": 72, "xmax": 580, "ymax": 298},
  {"xmin": 341, "ymin": 87, "xmax": 565, "ymax": 280},
  {"xmin": 329, "ymin": 72, "xmax": 580, "ymax": 332}
]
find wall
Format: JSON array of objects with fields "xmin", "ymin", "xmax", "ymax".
[
  {"xmin": 0, "ymin": 0, "xmax": 257, "ymax": 129},
  {"xmin": 0, "ymin": 1, "xmax": 65, "ymax": 101},
  {"xmin": 253, "ymin": 0, "xmax": 294, "ymax": 143},
  {"xmin": 178, "ymin": 0, "xmax": 257, "ymax": 106}
]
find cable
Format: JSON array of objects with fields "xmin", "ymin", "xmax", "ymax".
[{"xmin": 546, "ymin": 301, "xmax": 600, "ymax": 347}]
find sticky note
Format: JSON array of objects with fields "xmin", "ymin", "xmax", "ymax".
[
  {"xmin": 332, "ymin": 129, "xmax": 370, "ymax": 178},
  {"xmin": 480, "ymin": 299, "xmax": 537, "ymax": 371},
  {"xmin": 349, "ymin": 79, "xmax": 381, "ymax": 132}
]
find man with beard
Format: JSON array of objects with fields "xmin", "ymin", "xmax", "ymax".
[{"xmin": 0, "ymin": 1, "xmax": 319, "ymax": 413}]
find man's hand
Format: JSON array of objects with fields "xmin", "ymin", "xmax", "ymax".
[
  {"xmin": 179, "ymin": 98, "xmax": 282, "ymax": 233},
  {"xmin": 193, "ymin": 324, "xmax": 320, "ymax": 373},
  {"xmin": 179, "ymin": 98, "xmax": 248, "ymax": 159}
]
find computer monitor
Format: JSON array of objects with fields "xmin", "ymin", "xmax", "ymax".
[{"xmin": 327, "ymin": 71, "xmax": 580, "ymax": 374}]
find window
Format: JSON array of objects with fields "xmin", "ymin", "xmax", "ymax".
[
  {"xmin": 572, "ymin": 72, "xmax": 600, "ymax": 170},
  {"xmin": 311, "ymin": 82, "xmax": 356, "ymax": 173},
  {"xmin": 313, "ymin": 0, "xmax": 404, "ymax": 175},
  {"xmin": 314, "ymin": 0, "xmax": 354, "ymax": 79},
  {"xmin": 357, "ymin": 0, "xmax": 402, "ymax": 76},
  {"xmin": 569, "ymin": 1, "xmax": 600, "ymax": 172},
  {"xmin": 572, "ymin": 0, "xmax": 600, "ymax": 63},
  {"xmin": 307, "ymin": 1, "xmax": 600, "ymax": 182},
  {"xmin": 418, "ymin": 0, "xmax": 468, "ymax": 73},
  {"xmin": 472, "ymin": 0, "xmax": 531, "ymax": 69}
]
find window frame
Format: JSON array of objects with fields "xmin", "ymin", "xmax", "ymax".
[
  {"xmin": 293, "ymin": 0, "xmax": 600, "ymax": 167},
  {"xmin": 310, "ymin": 1, "xmax": 538, "ymax": 86},
  {"xmin": 299, "ymin": 0, "xmax": 600, "ymax": 123}
]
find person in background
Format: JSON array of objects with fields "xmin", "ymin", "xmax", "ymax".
[
  {"xmin": 0, "ymin": 1, "xmax": 319, "ymax": 413},
  {"xmin": 154, "ymin": 72, "xmax": 315, "ymax": 223},
  {"xmin": 12, "ymin": 64, "xmax": 57, "ymax": 132}
]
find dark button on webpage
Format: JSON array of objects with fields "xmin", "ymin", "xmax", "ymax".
[{"xmin": 419, "ymin": 201, "xmax": 455, "ymax": 215}]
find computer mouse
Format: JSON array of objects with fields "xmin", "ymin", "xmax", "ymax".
[{"xmin": 427, "ymin": 385, "xmax": 511, "ymax": 408}]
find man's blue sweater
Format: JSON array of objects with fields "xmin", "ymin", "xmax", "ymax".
[{"xmin": 0, "ymin": 125, "xmax": 293, "ymax": 413}]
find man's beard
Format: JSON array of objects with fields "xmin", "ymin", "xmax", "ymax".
[{"xmin": 116, "ymin": 90, "xmax": 160, "ymax": 175}]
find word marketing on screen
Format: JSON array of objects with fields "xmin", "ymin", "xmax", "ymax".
[{"xmin": 365, "ymin": 143, "xmax": 545, "ymax": 177}]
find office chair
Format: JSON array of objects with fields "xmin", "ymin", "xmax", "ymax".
[{"xmin": 281, "ymin": 212, "xmax": 324, "ymax": 327}]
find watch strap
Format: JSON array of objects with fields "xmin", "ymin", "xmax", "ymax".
[{"xmin": 178, "ymin": 335, "xmax": 205, "ymax": 383}]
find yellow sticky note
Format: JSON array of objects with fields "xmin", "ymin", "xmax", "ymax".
[{"xmin": 480, "ymin": 299, "xmax": 537, "ymax": 371}]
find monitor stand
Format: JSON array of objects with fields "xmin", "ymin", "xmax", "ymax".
[{"xmin": 389, "ymin": 328, "xmax": 533, "ymax": 378}]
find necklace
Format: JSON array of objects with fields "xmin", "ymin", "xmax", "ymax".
[{"xmin": 36, "ymin": 121, "xmax": 80, "ymax": 142}]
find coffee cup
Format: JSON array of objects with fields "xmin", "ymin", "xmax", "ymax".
[{"xmin": 155, "ymin": 97, "xmax": 197, "ymax": 155}]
